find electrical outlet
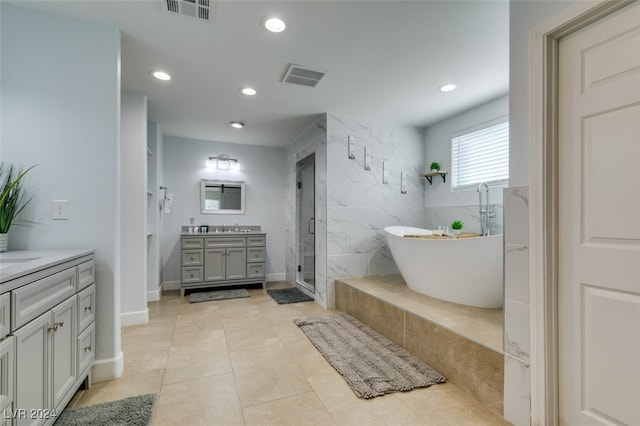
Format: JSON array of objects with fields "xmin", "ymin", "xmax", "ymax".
[{"xmin": 53, "ymin": 200, "xmax": 69, "ymax": 220}]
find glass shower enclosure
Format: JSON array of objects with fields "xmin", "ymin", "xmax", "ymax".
[{"xmin": 296, "ymin": 154, "xmax": 315, "ymax": 294}]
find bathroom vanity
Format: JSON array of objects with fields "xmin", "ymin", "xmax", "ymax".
[
  {"xmin": 180, "ymin": 232, "xmax": 266, "ymax": 296},
  {"xmin": 0, "ymin": 249, "xmax": 95, "ymax": 426}
]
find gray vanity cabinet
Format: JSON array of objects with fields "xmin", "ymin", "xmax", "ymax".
[
  {"xmin": 14, "ymin": 295, "xmax": 77, "ymax": 425},
  {"xmin": 180, "ymin": 234, "xmax": 266, "ymax": 295},
  {"xmin": 0, "ymin": 335, "xmax": 14, "ymax": 425},
  {"xmin": 0, "ymin": 251, "xmax": 95, "ymax": 426}
]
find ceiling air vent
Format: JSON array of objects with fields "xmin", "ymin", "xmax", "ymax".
[
  {"xmin": 281, "ymin": 64, "xmax": 326, "ymax": 88},
  {"xmin": 165, "ymin": 0, "xmax": 215, "ymax": 22}
]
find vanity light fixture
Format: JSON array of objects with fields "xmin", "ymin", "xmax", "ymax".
[
  {"xmin": 439, "ymin": 83, "xmax": 457, "ymax": 92},
  {"xmin": 207, "ymin": 155, "xmax": 240, "ymax": 171},
  {"xmin": 263, "ymin": 17, "xmax": 286, "ymax": 33},
  {"xmin": 229, "ymin": 121, "xmax": 245, "ymax": 129},
  {"xmin": 152, "ymin": 70, "xmax": 172, "ymax": 81},
  {"xmin": 241, "ymin": 87, "xmax": 257, "ymax": 96}
]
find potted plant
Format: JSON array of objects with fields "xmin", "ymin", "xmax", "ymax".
[
  {"xmin": 429, "ymin": 162, "xmax": 440, "ymax": 173},
  {"xmin": 450, "ymin": 220, "xmax": 464, "ymax": 235},
  {"xmin": 0, "ymin": 163, "xmax": 35, "ymax": 252}
]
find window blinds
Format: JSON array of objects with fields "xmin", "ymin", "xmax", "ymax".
[{"xmin": 451, "ymin": 120, "xmax": 509, "ymax": 190}]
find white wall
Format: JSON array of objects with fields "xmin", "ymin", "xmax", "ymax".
[
  {"xmin": 0, "ymin": 3, "xmax": 123, "ymax": 381},
  {"xmin": 161, "ymin": 136, "xmax": 286, "ymax": 286},
  {"xmin": 120, "ymin": 93, "xmax": 148, "ymax": 326},
  {"xmin": 423, "ymin": 95, "xmax": 508, "ymax": 234}
]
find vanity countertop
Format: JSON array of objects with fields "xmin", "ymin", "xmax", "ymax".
[
  {"xmin": 0, "ymin": 249, "xmax": 95, "ymax": 285},
  {"xmin": 181, "ymin": 231, "xmax": 266, "ymax": 236}
]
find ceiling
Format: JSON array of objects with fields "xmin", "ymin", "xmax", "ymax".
[{"xmin": 18, "ymin": 1, "xmax": 509, "ymax": 148}]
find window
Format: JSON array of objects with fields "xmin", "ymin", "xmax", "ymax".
[{"xmin": 451, "ymin": 119, "xmax": 509, "ymax": 190}]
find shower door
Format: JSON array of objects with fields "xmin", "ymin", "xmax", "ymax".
[{"xmin": 296, "ymin": 154, "xmax": 315, "ymax": 294}]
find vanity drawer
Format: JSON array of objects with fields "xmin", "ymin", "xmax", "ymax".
[
  {"xmin": 247, "ymin": 247, "xmax": 266, "ymax": 263},
  {"xmin": 182, "ymin": 267, "xmax": 203, "ymax": 284},
  {"xmin": 247, "ymin": 236, "xmax": 266, "ymax": 247},
  {"xmin": 12, "ymin": 267, "xmax": 76, "ymax": 331},
  {"xmin": 182, "ymin": 250, "xmax": 203, "ymax": 266},
  {"xmin": 247, "ymin": 263, "xmax": 265, "ymax": 279},
  {"xmin": 205, "ymin": 237, "xmax": 246, "ymax": 248},
  {"xmin": 181, "ymin": 238, "xmax": 203, "ymax": 250},
  {"xmin": 77, "ymin": 322, "xmax": 95, "ymax": 377},
  {"xmin": 0, "ymin": 294, "xmax": 9, "ymax": 340},
  {"xmin": 77, "ymin": 284, "xmax": 95, "ymax": 333},
  {"xmin": 77, "ymin": 259, "xmax": 95, "ymax": 291}
]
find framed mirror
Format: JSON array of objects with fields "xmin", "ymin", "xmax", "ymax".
[{"xmin": 200, "ymin": 179, "xmax": 246, "ymax": 214}]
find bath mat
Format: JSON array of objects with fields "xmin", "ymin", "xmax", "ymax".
[
  {"xmin": 294, "ymin": 313, "xmax": 446, "ymax": 399},
  {"xmin": 189, "ymin": 288, "xmax": 250, "ymax": 303},
  {"xmin": 267, "ymin": 287, "xmax": 314, "ymax": 304},
  {"xmin": 55, "ymin": 393, "xmax": 156, "ymax": 425}
]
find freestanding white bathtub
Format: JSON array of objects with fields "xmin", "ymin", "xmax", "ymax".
[{"xmin": 384, "ymin": 226, "xmax": 503, "ymax": 309}]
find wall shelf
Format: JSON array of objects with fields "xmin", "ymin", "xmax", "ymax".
[{"xmin": 421, "ymin": 171, "xmax": 448, "ymax": 185}]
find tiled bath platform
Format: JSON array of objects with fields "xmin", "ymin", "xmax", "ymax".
[{"xmin": 335, "ymin": 275, "xmax": 505, "ymax": 416}]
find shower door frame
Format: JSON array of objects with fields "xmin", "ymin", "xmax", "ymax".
[{"xmin": 296, "ymin": 153, "xmax": 316, "ymax": 296}]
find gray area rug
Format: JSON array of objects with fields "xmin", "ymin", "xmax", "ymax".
[
  {"xmin": 189, "ymin": 288, "xmax": 250, "ymax": 303},
  {"xmin": 294, "ymin": 313, "xmax": 446, "ymax": 399},
  {"xmin": 267, "ymin": 287, "xmax": 314, "ymax": 304},
  {"xmin": 55, "ymin": 393, "xmax": 156, "ymax": 426}
]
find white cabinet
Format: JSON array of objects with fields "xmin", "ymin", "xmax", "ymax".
[
  {"xmin": 0, "ymin": 251, "xmax": 95, "ymax": 426},
  {"xmin": 180, "ymin": 234, "xmax": 266, "ymax": 295}
]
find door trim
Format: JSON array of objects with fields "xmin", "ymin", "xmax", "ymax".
[{"xmin": 531, "ymin": 1, "xmax": 635, "ymax": 424}]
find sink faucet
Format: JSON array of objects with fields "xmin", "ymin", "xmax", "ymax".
[{"xmin": 477, "ymin": 182, "xmax": 492, "ymax": 236}]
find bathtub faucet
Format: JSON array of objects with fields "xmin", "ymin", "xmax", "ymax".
[{"xmin": 477, "ymin": 182, "xmax": 494, "ymax": 236}]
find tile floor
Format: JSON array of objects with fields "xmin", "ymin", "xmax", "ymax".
[{"xmin": 67, "ymin": 282, "xmax": 510, "ymax": 425}]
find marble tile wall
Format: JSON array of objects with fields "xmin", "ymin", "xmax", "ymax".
[
  {"xmin": 503, "ymin": 186, "xmax": 531, "ymax": 426},
  {"xmin": 285, "ymin": 116, "xmax": 329, "ymax": 306},
  {"xmin": 325, "ymin": 114, "xmax": 426, "ymax": 307}
]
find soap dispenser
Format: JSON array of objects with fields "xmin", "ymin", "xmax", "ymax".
[{"xmin": 235, "ymin": 222, "xmax": 239, "ymax": 232}]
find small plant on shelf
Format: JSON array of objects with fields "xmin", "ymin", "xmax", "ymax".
[
  {"xmin": 429, "ymin": 162, "xmax": 440, "ymax": 172},
  {"xmin": 450, "ymin": 220, "xmax": 464, "ymax": 235}
]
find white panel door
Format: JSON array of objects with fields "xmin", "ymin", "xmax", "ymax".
[{"xmin": 558, "ymin": 2, "xmax": 640, "ymax": 425}]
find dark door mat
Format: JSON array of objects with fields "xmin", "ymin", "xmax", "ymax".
[
  {"xmin": 189, "ymin": 288, "xmax": 250, "ymax": 303},
  {"xmin": 267, "ymin": 287, "xmax": 314, "ymax": 304}
]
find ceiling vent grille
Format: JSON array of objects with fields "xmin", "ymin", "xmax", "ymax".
[
  {"xmin": 165, "ymin": 0, "xmax": 215, "ymax": 22},
  {"xmin": 281, "ymin": 64, "xmax": 326, "ymax": 88}
]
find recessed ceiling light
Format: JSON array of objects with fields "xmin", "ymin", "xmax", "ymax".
[
  {"xmin": 241, "ymin": 87, "xmax": 257, "ymax": 96},
  {"xmin": 264, "ymin": 17, "xmax": 286, "ymax": 33},
  {"xmin": 439, "ymin": 83, "xmax": 457, "ymax": 92},
  {"xmin": 229, "ymin": 121, "xmax": 245, "ymax": 129},
  {"xmin": 152, "ymin": 70, "xmax": 171, "ymax": 81}
]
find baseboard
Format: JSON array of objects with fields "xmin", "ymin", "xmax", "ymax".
[
  {"xmin": 267, "ymin": 273, "xmax": 286, "ymax": 282},
  {"xmin": 121, "ymin": 308, "xmax": 149, "ymax": 327},
  {"xmin": 163, "ymin": 280, "xmax": 180, "ymax": 291},
  {"xmin": 92, "ymin": 350, "xmax": 124, "ymax": 383},
  {"xmin": 147, "ymin": 284, "xmax": 162, "ymax": 302}
]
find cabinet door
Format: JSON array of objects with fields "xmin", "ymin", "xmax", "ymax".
[
  {"xmin": 0, "ymin": 335, "xmax": 15, "ymax": 415},
  {"xmin": 204, "ymin": 249, "xmax": 226, "ymax": 281},
  {"xmin": 14, "ymin": 312, "xmax": 50, "ymax": 426},
  {"xmin": 225, "ymin": 248, "xmax": 247, "ymax": 280},
  {"xmin": 51, "ymin": 296, "xmax": 77, "ymax": 411}
]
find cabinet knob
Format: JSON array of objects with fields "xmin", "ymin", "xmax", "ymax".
[
  {"xmin": 84, "ymin": 346, "xmax": 92, "ymax": 352},
  {"xmin": 84, "ymin": 306, "xmax": 92, "ymax": 312}
]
